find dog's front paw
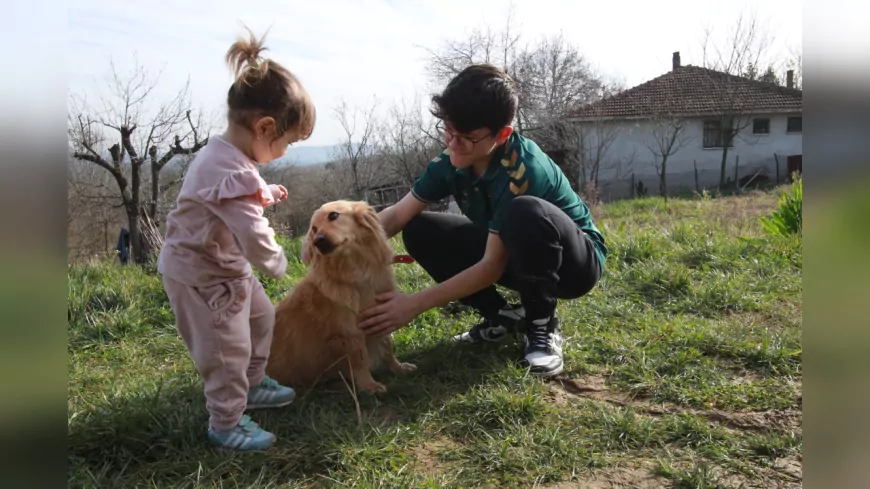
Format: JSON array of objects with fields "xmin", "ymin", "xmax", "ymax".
[
  {"xmin": 398, "ymin": 362, "xmax": 417, "ymax": 373},
  {"xmin": 360, "ymin": 381, "xmax": 388, "ymax": 394}
]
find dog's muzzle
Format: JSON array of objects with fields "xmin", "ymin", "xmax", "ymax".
[{"xmin": 313, "ymin": 234, "xmax": 336, "ymax": 254}]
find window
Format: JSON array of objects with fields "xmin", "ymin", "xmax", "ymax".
[
  {"xmin": 703, "ymin": 119, "xmax": 734, "ymax": 148},
  {"xmin": 753, "ymin": 118, "xmax": 770, "ymax": 134},
  {"xmin": 787, "ymin": 116, "xmax": 802, "ymax": 133}
]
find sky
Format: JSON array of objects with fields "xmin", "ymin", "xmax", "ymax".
[{"xmin": 67, "ymin": 0, "xmax": 803, "ymax": 149}]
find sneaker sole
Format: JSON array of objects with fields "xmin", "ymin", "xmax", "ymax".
[
  {"xmin": 212, "ymin": 445, "xmax": 274, "ymax": 453},
  {"xmin": 452, "ymin": 335, "xmax": 504, "ymax": 344},
  {"xmin": 246, "ymin": 398, "xmax": 295, "ymax": 410},
  {"xmin": 529, "ymin": 364, "xmax": 564, "ymax": 378},
  {"xmin": 211, "ymin": 442, "xmax": 275, "ymax": 452},
  {"xmin": 208, "ymin": 435, "xmax": 277, "ymax": 452},
  {"xmin": 524, "ymin": 358, "xmax": 564, "ymax": 378}
]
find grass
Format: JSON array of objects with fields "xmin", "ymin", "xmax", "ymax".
[{"xmin": 67, "ymin": 187, "xmax": 802, "ymax": 488}]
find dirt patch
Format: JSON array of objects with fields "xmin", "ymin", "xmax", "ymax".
[
  {"xmin": 409, "ymin": 437, "xmax": 459, "ymax": 477},
  {"xmin": 539, "ymin": 461, "xmax": 667, "ymax": 488},
  {"xmin": 656, "ymin": 455, "xmax": 802, "ymax": 489},
  {"xmin": 773, "ymin": 454, "xmax": 802, "ymax": 481},
  {"xmin": 544, "ymin": 383, "xmax": 573, "ymax": 406},
  {"xmin": 707, "ymin": 409, "xmax": 802, "ymax": 435},
  {"xmin": 550, "ymin": 375, "xmax": 656, "ymax": 410},
  {"xmin": 548, "ymin": 375, "xmax": 801, "ymax": 435}
]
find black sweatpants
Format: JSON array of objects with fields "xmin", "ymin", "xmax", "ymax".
[{"xmin": 402, "ymin": 195, "xmax": 602, "ymax": 322}]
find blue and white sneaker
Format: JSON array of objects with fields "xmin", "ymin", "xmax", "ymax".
[
  {"xmin": 207, "ymin": 414, "xmax": 276, "ymax": 452},
  {"xmin": 453, "ymin": 303, "xmax": 525, "ymax": 344},
  {"xmin": 247, "ymin": 375, "xmax": 296, "ymax": 409}
]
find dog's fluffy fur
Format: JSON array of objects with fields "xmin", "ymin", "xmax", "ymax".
[{"xmin": 266, "ymin": 200, "xmax": 416, "ymax": 394}]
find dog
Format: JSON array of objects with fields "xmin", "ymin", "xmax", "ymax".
[{"xmin": 265, "ymin": 200, "xmax": 416, "ymax": 394}]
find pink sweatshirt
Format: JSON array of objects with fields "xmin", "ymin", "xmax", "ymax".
[{"xmin": 158, "ymin": 135, "xmax": 288, "ymax": 287}]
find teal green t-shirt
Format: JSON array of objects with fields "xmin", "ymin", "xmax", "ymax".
[{"xmin": 411, "ymin": 132, "xmax": 608, "ymax": 270}]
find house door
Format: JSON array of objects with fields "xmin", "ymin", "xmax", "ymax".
[{"xmin": 787, "ymin": 155, "xmax": 802, "ymax": 181}]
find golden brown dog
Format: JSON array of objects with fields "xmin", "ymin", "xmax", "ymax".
[{"xmin": 265, "ymin": 200, "xmax": 416, "ymax": 394}]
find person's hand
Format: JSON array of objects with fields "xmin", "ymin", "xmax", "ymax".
[
  {"xmin": 268, "ymin": 184, "xmax": 288, "ymax": 203},
  {"xmin": 358, "ymin": 291, "xmax": 418, "ymax": 337}
]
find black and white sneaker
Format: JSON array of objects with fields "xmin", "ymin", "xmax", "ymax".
[
  {"xmin": 521, "ymin": 316, "xmax": 564, "ymax": 377},
  {"xmin": 453, "ymin": 303, "xmax": 525, "ymax": 344}
]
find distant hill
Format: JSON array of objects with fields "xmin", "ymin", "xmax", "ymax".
[
  {"xmin": 148, "ymin": 143, "xmax": 342, "ymax": 175},
  {"xmin": 277, "ymin": 144, "xmax": 340, "ymax": 166}
]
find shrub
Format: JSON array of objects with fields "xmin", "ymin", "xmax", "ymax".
[{"xmin": 760, "ymin": 174, "xmax": 802, "ymax": 236}]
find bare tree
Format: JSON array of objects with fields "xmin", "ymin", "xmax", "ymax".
[
  {"xmin": 419, "ymin": 5, "xmax": 625, "ymax": 198},
  {"xmin": 67, "ymin": 158, "xmax": 126, "ymax": 261},
  {"xmin": 376, "ymin": 93, "xmax": 443, "ymax": 186},
  {"xmin": 68, "ymin": 58, "xmax": 210, "ymax": 264},
  {"xmin": 783, "ymin": 44, "xmax": 802, "ymax": 89},
  {"xmin": 147, "ymin": 109, "xmax": 209, "ymax": 220},
  {"xmin": 420, "ymin": 3, "xmax": 615, "ymax": 136},
  {"xmin": 644, "ymin": 117, "xmax": 692, "ymax": 200},
  {"xmin": 421, "ymin": 1, "xmax": 521, "ymax": 86},
  {"xmin": 576, "ymin": 118, "xmax": 623, "ymax": 190},
  {"xmin": 532, "ymin": 106, "xmax": 624, "ymax": 193},
  {"xmin": 699, "ymin": 7, "xmax": 774, "ymax": 190},
  {"xmin": 515, "ymin": 32, "xmax": 612, "ymax": 127},
  {"xmin": 332, "ymin": 97, "xmax": 381, "ymax": 199},
  {"xmin": 639, "ymin": 90, "xmax": 694, "ymax": 201}
]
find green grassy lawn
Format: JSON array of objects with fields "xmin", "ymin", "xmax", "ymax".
[{"xmin": 67, "ymin": 188, "xmax": 802, "ymax": 488}]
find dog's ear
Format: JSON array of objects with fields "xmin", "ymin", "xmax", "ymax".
[
  {"xmin": 353, "ymin": 202, "xmax": 384, "ymax": 237},
  {"xmin": 301, "ymin": 233, "xmax": 314, "ymax": 265},
  {"xmin": 302, "ymin": 220, "xmax": 317, "ymax": 265}
]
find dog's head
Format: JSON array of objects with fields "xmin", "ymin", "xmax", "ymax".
[{"xmin": 304, "ymin": 200, "xmax": 388, "ymax": 260}]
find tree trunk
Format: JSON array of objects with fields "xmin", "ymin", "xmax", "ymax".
[
  {"xmin": 659, "ymin": 155, "xmax": 668, "ymax": 202},
  {"xmin": 150, "ymin": 163, "xmax": 160, "ymax": 226},
  {"xmin": 130, "ymin": 160, "xmax": 146, "ymax": 264},
  {"xmin": 733, "ymin": 155, "xmax": 740, "ymax": 194},
  {"xmin": 718, "ymin": 143, "xmax": 730, "ymax": 191},
  {"xmin": 124, "ymin": 201, "xmax": 142, "ymax": 264},
  {"xmin": 351, "ymin": 160, "xmax": 362, "ymax": 200}
]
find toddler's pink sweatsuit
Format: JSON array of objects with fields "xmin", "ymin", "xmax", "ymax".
[{"xmin": 158, "ymin": 135, "xmax": 287, "ymax": 431}]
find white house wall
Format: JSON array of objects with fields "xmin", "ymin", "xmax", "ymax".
[{"xmin": 580, "ymin": 114, "xmax": 802, "ymax": 200}]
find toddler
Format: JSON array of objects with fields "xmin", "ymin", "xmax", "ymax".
[{"xmin": 158, "ymin": 27, "xmax": 316, "ymax": 451}]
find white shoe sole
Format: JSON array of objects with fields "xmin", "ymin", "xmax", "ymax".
[
  {"xmin": 527, "ymin": 361, "xmax": 564, "ymax": 378},
  {"xmin": 247, "ymin": 397, "xmax": 296, "ymax": 410}
]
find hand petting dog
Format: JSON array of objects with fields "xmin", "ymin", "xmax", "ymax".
[{"xmin": 358, "ymin": 291, "xmax": 420, "ymax": 337}]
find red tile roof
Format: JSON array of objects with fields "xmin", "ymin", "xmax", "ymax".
[{"xmin": 569, "ymin": 65, "xmax": 802, "ymax": 120}]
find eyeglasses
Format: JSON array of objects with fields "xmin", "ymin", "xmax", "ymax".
[{"xmin": 436, "ymin": 122, "xmax": 493, "ymax": 153}]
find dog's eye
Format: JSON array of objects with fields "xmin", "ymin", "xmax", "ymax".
[
  {"xmin": 328, "ymin": 212, "xmax": 339, "ymax": 221},
  {"xmin": 311, "ymin": 226, "xmax": 318, "ymax": 233}
]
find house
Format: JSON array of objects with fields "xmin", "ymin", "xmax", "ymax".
[
  {"xmin": 363, "ymin": 180, "xmax": 453, "ymax": 213},
  {"xmin": 562, "ymin": 51, "xmax": 802, "ymax": 199},
  {"xmin": 364, "ymin": 181, "xmax": 412, "ymax": 212}
]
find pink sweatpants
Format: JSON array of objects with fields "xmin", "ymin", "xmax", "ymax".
[{"xmin": 162, "ymin": 274, "xmax": 275, "ymax": 431}]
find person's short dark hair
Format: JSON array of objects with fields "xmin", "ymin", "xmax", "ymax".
[{"xmin": 430, "ymin": 63, "xmax": 518, "ymax": 134}]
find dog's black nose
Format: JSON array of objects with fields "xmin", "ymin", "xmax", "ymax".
[{"xmin": 313, "ymin": 234, "xmax": 335, "ymax": 254}]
